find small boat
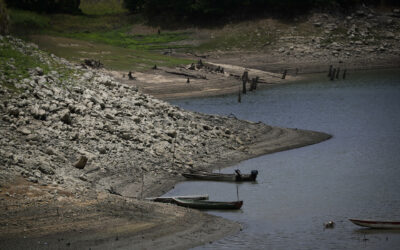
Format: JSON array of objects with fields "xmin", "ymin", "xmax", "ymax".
[
  {"xmin": 182, "ymin": 169, "xmax": 258, "ymax": 182},
  {"xmin": 349, "ymin": 219, "xmax": 400, "ymax": 229},
  {"xmin": 172, "ymin": 198, "xmax": 243, "ymax": 210},
  {"xmin": 146, "ymin": 194, "xmax": 209, "ymax": 203}
]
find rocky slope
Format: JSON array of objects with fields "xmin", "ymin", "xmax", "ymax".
[
  {"xmin": 0, "ymin": 35, "xmax": 331, "ymax": 248},
  {"xmin": 206, "ymin": 7, "xmax": 400, "ymax": 74},
  {"xmin": 0, "ymin": 35, "xmax": 264, "ymax": 194}
]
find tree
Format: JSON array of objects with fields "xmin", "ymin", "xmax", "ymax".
[{"xmin": 0, "ymin": 0, "xmax": 9, "ymax": 35}]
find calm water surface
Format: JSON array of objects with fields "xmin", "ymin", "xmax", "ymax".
[{"xmin": 165, "ymin": 70, "xmax": 400, "ymax": 250}]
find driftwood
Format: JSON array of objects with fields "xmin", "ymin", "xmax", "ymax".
[
  {"xmin": 82, "ymin": 59, "xmax": 103, "ymax": 69},
  {"xmin": 165, "ymin": 70, "xmax": 207, "ymax": 79},
  {"xmin": 128, "ymin": 71, "xmax": 136, "ymax": 80}
]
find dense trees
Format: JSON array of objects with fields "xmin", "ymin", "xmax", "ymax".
[
  {"xmin": 4, "ymin": 0, "xmax": 81, "ymax": 14},
  {"xmin": 123, "ymin": 0, "xmax": 400, "ymax": 22}
]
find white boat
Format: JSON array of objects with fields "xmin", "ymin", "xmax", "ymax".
[{"xmin": 349, "ymin": 219, "xmax": 400, "ymax": 229}]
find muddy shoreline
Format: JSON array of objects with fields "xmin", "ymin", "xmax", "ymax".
[{"xmin": 112, "ymin": 55, "xmax": 400, "ymax": 101}]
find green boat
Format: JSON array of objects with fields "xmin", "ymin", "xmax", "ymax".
[{"xmin": 173, "ymin": 198, "xmax": 243, "ymax": 210}]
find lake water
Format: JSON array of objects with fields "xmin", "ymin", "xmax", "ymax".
[{"xmin": 165, "ymin": 70, "xmax": 400, "ymax": 250}]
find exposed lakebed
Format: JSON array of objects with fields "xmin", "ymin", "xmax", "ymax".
[{"xmin": 165, "ymin": 69, "xmax": 400, "ymax": 249}]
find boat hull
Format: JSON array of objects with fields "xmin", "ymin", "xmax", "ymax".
[
  {"xmin": 349, "ymin": 219, "xmax": 400, "ymax": 229},
  {"xmin": 173, "ymin": 198, "xmax": 243, "ymax": 210},
  {"xmin": 182, "ymin": 171, "xmax": 257, "ymax": 182}
]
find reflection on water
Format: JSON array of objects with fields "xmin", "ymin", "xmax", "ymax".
[{"xmin": 165, "ymin": 70, "xmax": 400, "ymax": 249}]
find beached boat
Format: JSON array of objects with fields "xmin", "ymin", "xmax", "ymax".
[
  {"xmin": 172, "ymin": 198, "xmax": 243, "ymax": 210},
  {"xmin": 146, "ymin": 194, "xmax": 209, "ymax": 203},
  {"xmin": 182, "ymin": 169, "xmax": 258, "ymax": 182},
  {"xmin": 349, "ymin": 219, "xmax": 400, "ymax": 229}
]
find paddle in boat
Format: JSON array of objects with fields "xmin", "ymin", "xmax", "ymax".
[
  {"xmin": 172, "ymin": 198, "xmax": 243, "ymax": 210},
  {"xmin": 145, "ymin": 194, "xmax": 209, "ymax": 203},
  {"xmin": 182, "ymin": 169, "xmax": 258, "ymax": 182},
  {"xmin": 349, "ymin": 219, "xmax": 400, "ymax": 229}
]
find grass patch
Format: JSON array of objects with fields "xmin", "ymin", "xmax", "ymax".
[
  {"xmin": 63, "ymin": 28, "xmax": 191, "ymax": 50},
  {"xmin": 7, "ymin": 8, "xmax": 192, "ymax": 71},
  {"xmin": 0, "ymin": 43, "xmax": 49, "ymax": 79},
  {"xmin": 9, "ymin": 9, "xmax": 50, "ymax": 33},
  {"xmin": 0, "ymin": 40, "xmax": 50, "ymax": 91},
  {"xmin": 29, "ymin": 35, "xmax": 193, "ymax": 71},
  {"xmin": 80, "ymin": 0, "xmax": 128, "ymax": 16}
]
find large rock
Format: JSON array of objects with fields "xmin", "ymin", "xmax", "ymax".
[{"xmin": 74, "ymin": 156, "xmax": 88, "ymax": 169}]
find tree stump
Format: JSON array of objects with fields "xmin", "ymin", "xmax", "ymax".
[{"xmin": 282, "ymin": 69, "xmax": 287, "ymax": 79}]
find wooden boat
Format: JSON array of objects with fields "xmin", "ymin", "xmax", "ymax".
[
  {"xmin": 349, "ymin": 219, "xmax": 400, "ymax": 229},
  {"xmin": 182, "ymin": 169, "xmax": 258, "ymax": 182},
  {"xmin": 172, "ymin": 198, "xmax": 243, "ymax": 210},
  {"xmin": 146, "ymin": 194, "xmax": 209, "ymax": 203}
]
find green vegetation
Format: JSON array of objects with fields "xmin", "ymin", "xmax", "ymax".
[
  {"xmin": 9, "ymin": 9, "xmax": 50, "ymax": 33},
  {"xmin": 29, "ymin": 35, "xmax": 192, "ymax": 71},
  {"xmin": 64, "ymin": 28, "xmax": 190, "ymax": 50},
  {"xmin": 0, "ymin": 40, "xmax": 49, "ymax": 91},
  {"xmin": 80, "ymin": 0, "xmax": 128, "ymax": 15},
  {"xmin": 6, "ymin": 2, "xmax": 193, "ymax": 71},
  {"xmin": 0, "ymin": 44, "xmax": 49, "ymax": 78}
]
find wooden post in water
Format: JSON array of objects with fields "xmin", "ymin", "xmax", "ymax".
[
  {"xmin": 171, "ymin": 138, "xmax": 176, "ymax": 169},
  {"xmin": 241, "ymin": 71, "xmax": 248, "ymax": 94},
  {"xmin": 141, "ymin": 173, "xmax": 144, "ymax": 200},
  {"xmin": 236, "ymin": 184, "xmax": 240, "ymax": 201},
  {"xmin": 238, "ymin": 86, "xmax": 241, "ymax": 103},
  {"xmin": 282, "ymin": 69, "xmax": 287, "ymax": 79},
  {"xmin": 343, "ymin": 69, "xmax": 347, "ymax": 80},
  {"xmin": 328, "ymin": 65, "xmax": 333, "ymax": 78},
  {"xmin": 336, "ymin": 67, "xmax": 340, "ymax": 79},
  {"xmin": 253, "ymin": 76, "xmax": 259, "ymax": 90},
  {"xmin": 330, "ymin": 68, "xmax": 336, "ymax": 81}
]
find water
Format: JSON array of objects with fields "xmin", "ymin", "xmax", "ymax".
[{"xmin": 165, "ymin": 70, "xmax": 400, "ymax": 250}]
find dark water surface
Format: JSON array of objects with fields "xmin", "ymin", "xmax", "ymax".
[{"xmin": 165, "ymin": 70, "xmax": 400, "ymax": 249}]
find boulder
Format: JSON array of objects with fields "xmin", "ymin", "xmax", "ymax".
[{"xmin": 74, "ymin": 156, "xmax": 88, "ymax": 169}]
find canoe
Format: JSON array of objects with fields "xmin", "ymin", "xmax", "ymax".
[
  {"xmin": 172, "ymin": 198, "xmax": 243, "ymax": 210},
  {"xmin": 146, "ymin": 194, "xmax": 209, "ymax": 203},
  {"xmin": 182, "ymin": 169, "xmax": 258, "ymax": 182},
  {"xmin": 349, "ymin": 219, "xmax": 400, "ymax": 229}
]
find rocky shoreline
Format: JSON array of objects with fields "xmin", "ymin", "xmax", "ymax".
[{"xmin": 0, "ymin": 35, "xmax": 332, "ymax": 249}]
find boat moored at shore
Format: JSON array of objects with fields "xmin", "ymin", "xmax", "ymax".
[{"xmin": 349, "ymin": 219, "xmax": 400, "ymax": 229}]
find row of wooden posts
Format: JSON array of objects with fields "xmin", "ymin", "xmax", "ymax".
[
  {"xmin": 238, "ymin": 71, "xmax": 261, "ymax": 103},
  {"xmin": 238, "ymin": 69, "xmax": 289, "ymax": 103},
  {"xmin": 328, "ymin": 65, "xmax": 347, "ymax": 80}
]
